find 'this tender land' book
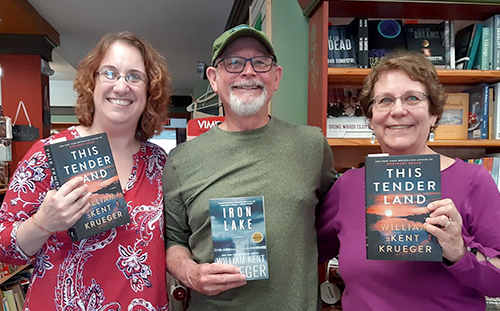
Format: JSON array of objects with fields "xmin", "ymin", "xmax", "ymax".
[
  {"xmin": 365, "ymin": 154, "xmax": 442, "ymax": 261},
  {"xmin": 44, "ymin": 133, "xmax": 130, "ymax": 241},
  {"xmin": 210, "ymin": 196, "xmax": 268, "ymax": 281},
  {"xmin": 434, "ymin": 93, "xmax": 469, "ymax": 140}
]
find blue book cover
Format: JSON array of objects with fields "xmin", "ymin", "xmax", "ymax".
[
  {"xmin": 465, "ymin": 83, "xmax": 489, "ymax": 139},
  {"xmin": 210, "ymin": 196, "xmax": 268, "ymax": 281},
  {"xmin": 365, "ymin": 154, "xmax": 442, "ymax": 261}
]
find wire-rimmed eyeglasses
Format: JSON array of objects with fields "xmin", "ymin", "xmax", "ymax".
[
  {"xmin": 214, "ymin": 56, "xmax": 276, "ymax": 73},
  {"xmin": 372, "ymin": 92, "xmax": 428, "ymax": 111},
  {"xmin": 96, "ymin": 68, "xmax": 149, "ymax": 86}
]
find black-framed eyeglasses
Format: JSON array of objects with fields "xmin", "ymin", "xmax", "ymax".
[
  {"xmin": 214, "ymin": 56, "xmax": 276, "ymax": 73},
  {"xmin": 96, "ymin": 68, "xmax": 149, "ymax": 86},
  {"xmin": 371, "ymin": 92, "xmax": 428, "ymax": 111}
]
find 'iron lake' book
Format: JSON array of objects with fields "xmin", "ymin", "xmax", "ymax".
[{"xmin": 210, "ymin": 196, "xmax": 268, "ymax": 281}]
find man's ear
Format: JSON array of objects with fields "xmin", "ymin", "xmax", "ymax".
[
  {"xmin": 273, "ymin": 66, "xmax": 283, "ymax": 91},
  {"xmin": 206, "ymin": 67, "xmax": 218, "ymax": 93}
]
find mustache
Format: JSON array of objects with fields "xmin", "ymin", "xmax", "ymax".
[{"xmin": 230, "ymin": 80, "xmax": 266, "ymax": 89}]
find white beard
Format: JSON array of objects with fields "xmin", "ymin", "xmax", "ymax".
[{"xmin": 228, "ymin": 81, "xmax": 267, "ymax": 117}]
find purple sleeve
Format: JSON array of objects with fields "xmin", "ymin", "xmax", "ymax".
[
  {"xmin": 316, "ymin": 175, "xmax": 341, "ymax": 264},
  {"xmin": 444, "ymin": 163, "xmax": 500, "ymax": 296}
]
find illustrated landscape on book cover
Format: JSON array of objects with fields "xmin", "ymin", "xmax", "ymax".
[
  {"xmin": 434, "ymin": 93, "xmax": 469, "ymax": 140},
  {"xmin": 365, "ymin": 154, "xmax": 442, "ymax": 261},
  {"xmin": 44, "ymin": 133, "xmax": 130, "ymax": 241},
  {"xmin": 210, "ymin": 196, "xmax": 268, "ymax": 281}
]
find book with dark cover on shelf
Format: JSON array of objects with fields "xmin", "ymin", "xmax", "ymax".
[
  {"xmin": 405, "ymin": 23, "xmax": 445, "ymax": 67},
  {"xmin": 44, "ymin": 133, "xmax": 130, "ymax": 241},
  {"xmin": 368, "ymin": 19, "xmax": 405, "ymax": 68},
  {"xmin": 434, "ymin": 93, "xmax": 469, "ymax": 140},
  {"xmin": 465, "ymin": 83, "xmax": 489, "ymax": 140},
  {"xmin": 365, "ymin": 154, "xmax": 442, "ymax": 261},
  {"xmin": 455, "ymin": 23, "xmax": 482, "ymax": 70},
  {"xmin": 326, "ymin": 88, "xmax": 370, "ymax": 138},
  {"xmin": 328, "ymin": 24, "xmax": 357, "ymax": 67},
  {"xmin": 210, "ymin": 196, "xmax": 268, "ymax": 281}
]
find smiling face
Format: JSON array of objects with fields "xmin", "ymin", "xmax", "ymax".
[
  {"xmin": 370, "ymin": 70, "xmax": 437, "ymax": 155},
  {"xmin": 92, "ymin": 41, "xmax": 147, "ymax": 132},
  {"xmin": 207, "ymin": 37, "xmax": 282, "ymax": 118}
]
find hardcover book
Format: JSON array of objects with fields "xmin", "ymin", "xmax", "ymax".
[
  {"xmin": 368, "ymin": 19, "xmax": 405, "ymax": 68},
  {"xmin": 465, "ymin": 83, "xmax": 489, "ymax": 139},
  {"xmin": 328, "ymin": 24, "xmax": 357, "ymax": 67},
  {"xmin": 44, "ymin": 133, "xmax": 130, "ymax": 241},
  {"xmin": 434, "ymin": 93, "xmax": 469, "ymax": 140},
  {"xmin": 405, "ymin": 24, "xmax": 445, "ymax": 67},
  {"xmin": 455, "ymin": 23, "xmax": 482, "ymax": 70},
  {"xmin": 210, "ymin": 196, "xmax": 268, "ymax": 281},
  {"xmin": 326, "ymin": 88, "xmax": 371, "ymax": 138},
  {"xmin": 365, "ymin": 154, "xmax": 443, "ymax": 261}
]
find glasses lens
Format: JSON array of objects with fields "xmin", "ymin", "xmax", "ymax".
[
  {"xmin": 252, "ymin": 56, "xmax": 273, "ymax": 72},
  {"xmin": 403, "ymin": 92, "xmax": 425, "ymax": 105},
  {"xmin": 101, "ymin": 69, "xmax": 119, "ymax": 81},
  {"xmin": 126, "ymin": 72, "xmax": 145, "ymax": 84},
  {"xmin": 223, "ymin": 57, "xmax": 245, "ymax": 73}
]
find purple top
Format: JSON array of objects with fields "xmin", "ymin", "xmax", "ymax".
[{"xmin": 317, "ymin": 159, "xmax": 500, "ymax": 311}]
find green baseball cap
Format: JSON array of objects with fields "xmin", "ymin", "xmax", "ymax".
[{"xmin": 211, "ymin": 24, "xmax": 277, "ymax": 65}]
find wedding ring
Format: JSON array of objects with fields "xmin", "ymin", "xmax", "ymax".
[{"xmin": 443, "ymin": 217, "xmax": 452, "ymax": 229}]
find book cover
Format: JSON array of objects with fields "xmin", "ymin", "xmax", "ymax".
[
  {"xmin": 434, "ymin": 93, "xmax": 469, "ymax": 140},
  {"xmin": 465, "ymin": 83, "xmax": 489, "ymax": 139},
  {"xmin": 368, "ymin": 20, "xmax": 406, "ymax": 68},
  {"xmin": 455, "ymin": 23, "xmax": 481, "ymax": 70},
  {"xmin": 365, "ymin": 154, "xmax": 443, "ymax": 261},
  {"xmin": 209, "ymin": 196, "xmax": 268, "ymax": 281},
  {"xmin": 328, "ymin": 24, "xmax": 357, "ymax": 67},
  {"xmin": 44, "ymin": 133, "xmax": 130, "ymax": 241},
  {"xmin": 405, "ymin": 24, "xmax": 445, "ymax": 66},
  {"xmin": 326, "ymin": 88, "xmax": 371, "ymax": 138}
]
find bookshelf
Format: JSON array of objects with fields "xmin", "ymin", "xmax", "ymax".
[
  {"xmin": 299, "ymin": 0, "xmax": 500, "ymax": 171},
  {"xmin": 0, "ymin": 264, "xmax": 30, "ymax": 285}
]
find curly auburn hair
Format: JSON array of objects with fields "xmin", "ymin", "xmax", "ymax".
[
  {"xmin": 73, "ymin": 31, "xmax": 172, "ymax": 141},
  {"xmin": 359, "ymin": 51, "xmax": 447, "ymax": 126}
]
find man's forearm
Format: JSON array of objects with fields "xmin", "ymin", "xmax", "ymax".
[{"xmin": 166, "ymin": 245, "xmax": 197, "ymax": 287}]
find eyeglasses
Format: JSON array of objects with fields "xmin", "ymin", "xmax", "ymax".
[
  {"xmin": 96, "ymin": 68, "xmax": 148, "ymax": 86},
  {"xmin": 214, "ymin": 56, "xmax": 276, "ymax": 73},
  {"xmin": 372, "ymin": 92, "xmax": 428, "ymax": 110}
]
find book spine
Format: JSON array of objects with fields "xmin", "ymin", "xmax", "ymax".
[
  {"xmin": 450, "ymin": 21, "xmax": 456, "ymax": 69},
  {"xmin": 43, "ymin": 145, "xmax": 61, "ymax": 189},
  {"xmin": 481, "ymin": 26, "xmax": 491, "ymax": 70},
  {"xmin": 444, "ymin": 20, "xmax": 451, "ymax": 69},
  {"xmin": 495, "ymin": 15, "xmax": 500, "ymax": 70},
  {"xmin": 482, "ymin": 84, "xmax": 490, "ymax": 139},
  {"xmin": 467, "ymin": 23, "xmax": 482, "ymax": 70},
  {"xmin": 493, "ymin": 83, "xmax": 500, "ymax": 139},
  {"xmin": 484, "ymin": 16, "xmax": 495, "ymax": 70},
  {"xmin": 363, "ymin": 18, "xmax": 369, "ymax": 68},
  {"xmin": 489, "ymin": 86, "xmax": 494, "ymax": 139}
]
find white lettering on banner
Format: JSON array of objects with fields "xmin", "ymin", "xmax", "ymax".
[{"xmin": 197, "ymin": 120, "xmax": 220, "ymax": 129}]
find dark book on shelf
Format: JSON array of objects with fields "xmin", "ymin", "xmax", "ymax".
[
  {"xmin": 368, "ymin": 19, "xmax": 406, "ymax": 68},
  {"xmin": 405, "ymin": 23, "xmax": 445, "ymax": 66},
  {"xmin": 365, "ymin": 154, "xmax": 442, "ymax": 261},
  {"xmin": 464, "ymin": 83, "xmax": 489, "ymax": 139},
  {"xmin": 455, "ymin": 23, "xmax": 482, "ymax": 70},
  {"xmin": 328, "ymin": 24, "xmax": 357, "ymax": 67},
  {"xmin": 44, "ymin": 133, "xmax": 130, "ymax": 241},
  {"xmin": 210, "ymin": 196, "xmax": 268, "ymax": 281}
]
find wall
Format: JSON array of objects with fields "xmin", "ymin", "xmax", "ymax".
[
  {"xmin": 49, "ymin": 80, "xmax": 77, "ymax": 107},
  {"xmin": 271, "ymin": 0, "xmax": 309, "ymax": 125}
]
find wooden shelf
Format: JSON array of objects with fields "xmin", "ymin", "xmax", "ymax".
[
  {"xmin": 328, "ymin": 138, "xmax": 500, "ymax": 148},
  {"xmin": 299, "ymin": 0, "xmax": 500, "ymax": 20},
  {"xmin": 0, "ymin": 264, "xmax": 30, "ymax": 285},
  {"xmin": 328, "ymin": 68, "xmax": 500, "ymax": 85}
]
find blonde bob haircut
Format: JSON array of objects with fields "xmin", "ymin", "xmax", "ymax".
[
  {"xmin": 359, "ymin": 50, "xmax": 447, "ymax": 126},
  {"xmin": 74, "ymin": 31, "xmax": 172, "ymax": 141}
]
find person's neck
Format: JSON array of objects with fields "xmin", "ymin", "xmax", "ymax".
[{"xmin": 219, "ymin": 107, "xmax": 271, "ymax": 132}]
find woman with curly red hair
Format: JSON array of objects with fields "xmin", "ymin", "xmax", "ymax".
[{"xmin": 0, "ymin": 31, "xmax": 172, "ymax": 310}]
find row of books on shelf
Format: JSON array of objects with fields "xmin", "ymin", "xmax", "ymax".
[
  {"xmin": 0, "ymin": 264, "xmax": 31, "ymax": 311},
  {"xmin": 328, "ymin": 15, "xmax": 500, "ymax": 70},
  {"xmin": 326, "ymin": 84, "xmax": 500, "ymax": 140}
]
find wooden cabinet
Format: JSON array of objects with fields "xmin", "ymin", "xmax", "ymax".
[{"xmin": 299, "ymin": 0, "xmax": 500, "ymax": 171}]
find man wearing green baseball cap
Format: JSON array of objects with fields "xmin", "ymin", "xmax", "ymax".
[{"xmin": 164, "ymin": 24, "xmax": 336, "ymax": 311}]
